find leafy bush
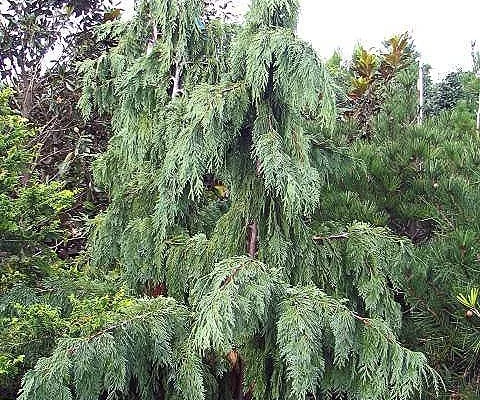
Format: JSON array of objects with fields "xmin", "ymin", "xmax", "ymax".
[
  {"xmin": 0, "ymin": 87, "xmax": 74, "ymax": 281},
  {"xmin": 0, "ymin": 89, "xmax": 122, "ymax": 398}
]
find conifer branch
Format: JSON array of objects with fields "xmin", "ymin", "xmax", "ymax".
[
  {"xmin": 67, "ymin": 309, "xmax": 158, "ymax": 353},
  {"xmin": 312, "ymin": 232, "xmax": 349, "ymax": 242},
  {"xmin": 219, "ymin": 262, "xmax": 246, "ymax": 289}
]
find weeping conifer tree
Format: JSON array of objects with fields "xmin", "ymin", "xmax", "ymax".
[{"xmin": 19, "ymin": 1, "xmax": 440, "ymax": 399}]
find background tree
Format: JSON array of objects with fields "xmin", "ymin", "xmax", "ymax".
[
  {"xmin": 0, "ymin": 0, "xmax": 119, "ymax": 258},
  {"xmin": 0, "ymin": 88, "xmax": 95, "ymax": 398},
  {"xmin": 423, "ymin": 66, "xmax": 480, "ymax": 120},
  {"xmin": 0, "ymin": 0, "xmax": 118, "ymax": 115},
  {"xmin": 333, "ymin": 38, "xmax": 480, "ymax": 398},
  {"xmin": 433, "ymin": 71, "xmax": 464, "ymax": 112}
]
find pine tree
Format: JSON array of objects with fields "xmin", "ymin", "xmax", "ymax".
[
  {"xmin": 331, "ymin": 41, "xmax": 480, "ymax": 397},
  {"xmin": 19, "ymin": 1, "xmax": 440, "ymax": 399}
]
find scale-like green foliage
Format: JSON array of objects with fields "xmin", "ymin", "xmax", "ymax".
[{"xmin": 18, "ymin": 1, "xmax": 441, "ymax": 399}]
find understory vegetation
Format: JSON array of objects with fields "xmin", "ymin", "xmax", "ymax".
[{"xmin": 1, "ymin": 1, "xmax": 479, "ymax": 399}]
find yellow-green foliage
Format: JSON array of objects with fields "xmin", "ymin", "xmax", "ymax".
[
  {"xmin": 0, "ymin": 88, "xmax": 79, "ymax": 396},
  {"xmin": 0, "ymin": 89, "xmax": 74, "ymax": 260}
]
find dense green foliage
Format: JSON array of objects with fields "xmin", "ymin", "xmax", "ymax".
[
  {"xmin": 0, "ymin": 88, "xmax": 72, "ymax": 395},
  {"xmin": 327, "ymin": 47, "xmax": 480, "ymax": 397},
  {"xmin": 1, "ymin": 1, "xmax": 480, "ymax": 399},
  {"xmin": 16, "ymin": 1, "xmax": 441, "ymax": 399},
  {"xmin": 0, "ymin": 89, "xmax": 121, "ymax": 398}
]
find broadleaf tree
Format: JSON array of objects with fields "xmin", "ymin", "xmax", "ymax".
[{"xmin": 19, "ymin": 1, "xmax": 441, "ymax": 399}]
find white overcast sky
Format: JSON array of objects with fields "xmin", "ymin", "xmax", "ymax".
[{"xmin": 121, "ymin": 0, "xmax": 480, "ymax": 79}]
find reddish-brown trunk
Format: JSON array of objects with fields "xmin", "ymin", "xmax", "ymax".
[
  {"xmin": 227, "ymin": 219, "xmax": 259, "ymax": 399},
  {"xmin": 228, "ymin": 350, "xmax": 246, "ymax": 400},
  {"xmin": 247, "ymin": 221, "xmax": 258, "ymax": 258},
  {"xmin": 146, "ymin": 281, "xmax": 167, "ymax": 297}
]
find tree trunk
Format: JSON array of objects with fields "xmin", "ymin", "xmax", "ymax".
[
  {"xmin": 226, "ymin": 220, "xmax": 259, "ymax": 400},
  {"xmin": 417, "ymin": 61, "xmax": 424, "ymax": 125},
  {"xmin": 247, "ymin": 221, "xmax": 258, "ymax": 258},
  {"xmin": 171, "ymin": 60, "xmax": 183, "ymax": 99},
  {"xmin": 228, "ymin": 351, "xmax": 244, "ymax": 400},
  {"xmin": 476, "ymin": 89, "xmax": 480, "ymax": 131},
  {"xmin": 146, "ymin": 23, "xmax": 157, "ymax": 55}
]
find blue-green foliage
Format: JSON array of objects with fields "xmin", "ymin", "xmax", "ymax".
[{"xmin": 17, "ymin": 1, "xmax": 445, "ymax": 400}]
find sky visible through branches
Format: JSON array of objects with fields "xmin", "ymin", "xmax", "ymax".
[{"xmin": 119, "ymin": 0, "xmax": 480, "ymax": 80}]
